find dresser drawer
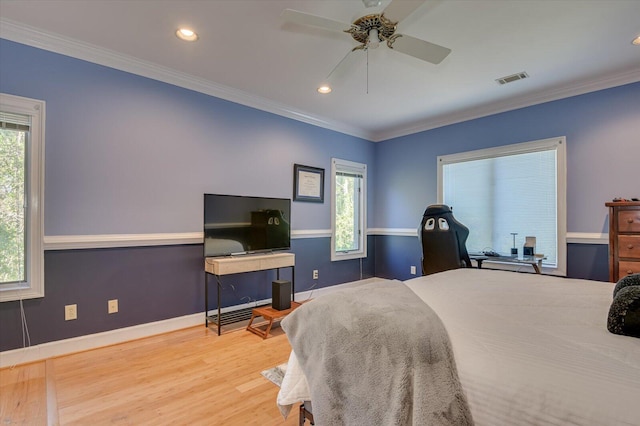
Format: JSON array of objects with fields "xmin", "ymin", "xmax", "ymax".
[
  {"xmin": 607, "ymin": 201, "xmax": 640, "ymax": 282},
  {"xmin": 618, "ymin": 235, "xmax": 640, "ymax": 259},
  {"xmin": 618, "ymin": 260, "xmax": 640, "ymax": 278},
  {"xmin": 618, "ymin": 210, "xmax": 640, "ymax": 233}
]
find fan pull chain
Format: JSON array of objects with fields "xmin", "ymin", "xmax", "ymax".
[{"xmin": 366, "ymin": 48, "xmax": 369, "ymax": 94}]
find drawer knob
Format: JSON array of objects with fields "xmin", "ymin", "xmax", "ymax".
[
  {"xmin": 628, "ymin": 270, "xmax": 634, "ymax": 274},
  {"xmin": 628, "ymin": 244, "xmax": 635, "ymax": 249},
  {"xmin": 628, "ymin": 218, "xmax": 635, "ymax": 223}
]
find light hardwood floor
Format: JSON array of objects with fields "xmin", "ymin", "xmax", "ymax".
[{"xmin": 1, "ymin": 325, "xmax": 300, "ymax": 425}]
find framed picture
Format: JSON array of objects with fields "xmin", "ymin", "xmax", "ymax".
[{"xmin": 293, "ymin": 164, "xmax": 324, "ymax": 203}]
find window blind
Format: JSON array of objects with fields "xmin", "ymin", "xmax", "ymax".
[
  {"xmin": 0, "ymin": 111, "xmax": 31, "ymax": 130},
  {"xmin": 442, "ymin": 149, "xmax": 558, "ymax": 266}
]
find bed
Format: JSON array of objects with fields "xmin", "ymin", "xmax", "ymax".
[{"xmin": 277, "ymin": 269, "xmax": 640, "ymax": 425}]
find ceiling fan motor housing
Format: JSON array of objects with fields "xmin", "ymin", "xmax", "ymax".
[{"xmin": 347, "ymin": 14, "xmax": 399, "ymax": 46}]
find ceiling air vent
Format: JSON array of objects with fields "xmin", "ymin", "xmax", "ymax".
[{"xmin": 496, "ymin": 72, "xmax": 529, "ymax": 85}]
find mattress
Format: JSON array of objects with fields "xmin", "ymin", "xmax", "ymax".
[
  {"xmin": 278, "ymin": 269, "xmax": 640, "ymax": 425},
  {"xmin": 404, "ymin": 269, "xmax": 640, "ymax": 426}
]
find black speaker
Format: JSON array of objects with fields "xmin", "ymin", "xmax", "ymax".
[{"xmin": 272, "ymin": 280, "xmax": 291, "ymax": 310}]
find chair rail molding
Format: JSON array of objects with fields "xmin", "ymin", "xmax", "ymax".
[
  {"xmin": 367, "ymin": 229, "xmax": 607, "ymax": 244},
  {"xmin": 43, "ymin": 229, "xmax": 334, "ymax": 250},
  {"xmin": 42, "ymin": 230, "xmax": 607, "ymax": 251},
  {"xmin": 44, "ymin": 232, "xmax": 204, "ymax": 250},
  {"xmin": 565, "ymin": 232, "xmax": 608, "ymax": 244}
]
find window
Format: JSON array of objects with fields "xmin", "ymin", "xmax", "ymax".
[
  {"xmin": 437, "ymin": 137, "xmax": 566, "ymax": 275},
  {"xmin": 331, "ymin": 158, "xmax": 366, "ymax": 261},
  {"xmin": 0, "ymin": 94, "xmax": 45, "ymax": 302}
]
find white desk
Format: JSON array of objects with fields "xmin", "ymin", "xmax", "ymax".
[{"xmin": 204, "ymin": 252, "xmax": 295, "ymax": 335}]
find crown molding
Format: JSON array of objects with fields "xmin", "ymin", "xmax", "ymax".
[
  {"xmin": 373, "ymin": 68, "xmax": 640, "ymax": 142},
  {"xmin": 0, "ymin": 18, "xmax": 373, "ymax": 141},
  {"xmin": 2, "ymin": 18, "xmax": 637, "ymax": 144}
]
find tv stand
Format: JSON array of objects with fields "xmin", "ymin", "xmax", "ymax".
[{"xmin": 204, "ymin": 252, "xmax": 295, "ymax": 335}]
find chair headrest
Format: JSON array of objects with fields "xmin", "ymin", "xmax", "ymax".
[{"xmin": 423, "ymin": 204, "xmax": 452, "ymax": 217}]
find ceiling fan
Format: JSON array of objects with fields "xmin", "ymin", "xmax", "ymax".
[{"xmin": 281, "ymin": 0, "xmax": 451, "ymax": 89}]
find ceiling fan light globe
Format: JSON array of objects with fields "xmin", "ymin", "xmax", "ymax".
[{"xmin": 368, "ymin": 28, "xmax": 380, "ymax": 48}]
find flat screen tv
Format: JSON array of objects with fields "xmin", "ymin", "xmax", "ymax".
[{"xmin": 203, "ymin": 194, "xmax": 291, "ymax": 257}]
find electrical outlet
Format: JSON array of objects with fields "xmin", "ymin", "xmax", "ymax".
[
  {"xmin": 65, "ymin": 304, "xmax": 77, "ymax": 321},
  {"xmin": 108, "ymin": 299, "xmax": 118, "ymax": 314},
  {"xmin": 410, "ymin": 265, "xmax": 417, "ymax": 275},
  {"xmin": 312, "ymin": 269, "xmax": 319, "ymax": 280}
]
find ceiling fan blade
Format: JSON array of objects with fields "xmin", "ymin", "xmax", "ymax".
[
  {"xmin": 382, "ymin": 0, "xmax": 427, "ymax": 23},
  {"xmin": 281, "ymin": 9, "xmax": 352, "ymax": 32},
  {"xmin": 390, "ymin": 34, "xmax": 451, "ymax": 64}
]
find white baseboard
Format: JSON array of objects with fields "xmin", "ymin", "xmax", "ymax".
[
  {"xmin": 0, "ymin": 313, "xmax": 202, "ymax": 368},
  {"xmin": 0, "ymin": 277, "xmax": 384, "ymax": 368}
]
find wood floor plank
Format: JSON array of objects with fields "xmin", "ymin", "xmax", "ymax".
[
  {"xmin": 45, "ymin": 359, "xmax": 60, "ymax": 426},
  {"xmin": 1, "ymin": 326, "xmax": 300, "ymax": 425},
  {"xmin": 0, "ymin": 361, "xmax": 47, "ymax": 425}
]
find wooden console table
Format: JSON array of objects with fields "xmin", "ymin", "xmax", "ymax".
[
  {"xmin": 204, "ymin": 252, "xmax": 295, "ymax": 335},
  {"xmin": 246, "ymin": 301, "xmax": 302, "ymax": 339}
]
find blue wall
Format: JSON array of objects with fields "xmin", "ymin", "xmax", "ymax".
[
  {"xmin": 0, "ymin": 40, "xmax": 376, "ymax": 235},
  {"xmin": 0, "ymin": 238, "xmax": 376, "ymax": 351},
  {"xmin": 0, "ymin": 38, "xmax": 637, "ymax": 351},
  {"xmin": 0, "ymin": 39, "xmax": 376, "ymax": 351},
  {"xmin": 373, "ymin": 83, "xmax": 640, "ymax": 231},
  {"xmin": 372, "ymin": 82, "xmax": 639, "ymax": 283}
]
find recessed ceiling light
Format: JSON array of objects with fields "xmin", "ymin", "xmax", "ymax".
[
  {"xmin": 633, "ymin": 35, "xmax": 640, "ymax": 46},
  {"xmin": 176, "ymin": 28, "xmax": 198, "ymax": 41},
  {"xmin": 317, "ymin": 85, "xmax": 332, "ymax": 94}
]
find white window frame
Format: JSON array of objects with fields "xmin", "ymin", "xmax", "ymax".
[
  {"xmin": 331, "ymin": 158, "xmax": 367, "ymax": 261},
  {"xmin": 437, "ymin": 137, "xmax": 566, "ymax": 276},
  {"xmin": 0, "ymin": 93, "xmax": 45, "ymax": 302}
]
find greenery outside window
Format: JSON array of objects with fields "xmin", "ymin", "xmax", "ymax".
[
  {"xmin": 437, "ymin": 137, "xmax": 566, "ymax": 275},
  {"xmin": 0, "ymin": 93, "xmax": 45, "ymax": 302},
  {"xmin": 331, "ymin": 158, "xmax": 366, "ymax": 261}
]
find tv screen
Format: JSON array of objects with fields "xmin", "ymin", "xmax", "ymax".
[{"xmin": 203, "ymin": 194, "xmax": 291, "ymax": 257}]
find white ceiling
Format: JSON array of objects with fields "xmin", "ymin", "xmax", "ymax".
[{"xmin": 1, "ymin": 0, "xmax": 639, "ymax": 141}]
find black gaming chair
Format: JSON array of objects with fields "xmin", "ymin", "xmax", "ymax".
[{"xmin": 419, "ymin": 204, "xmax": 472, "ymax": 275}]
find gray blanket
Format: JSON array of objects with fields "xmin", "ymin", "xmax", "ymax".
[{"xmin": 281, "ymin": 281, "xmax": 473, "ymax": 426}]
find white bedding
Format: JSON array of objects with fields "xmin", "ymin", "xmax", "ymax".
[{"xmin": 278, "ymin": 269, "xmax": 640, "ymax": 425}]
